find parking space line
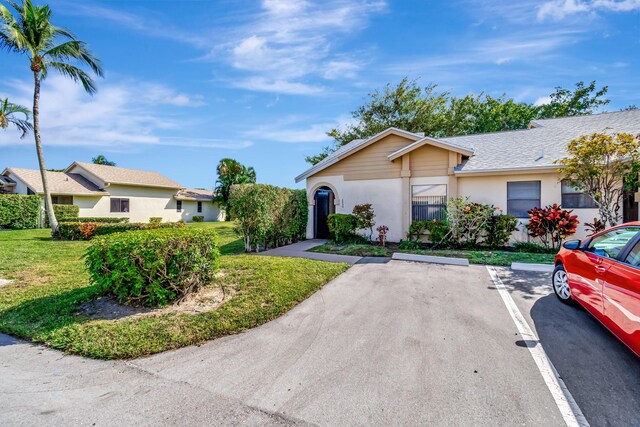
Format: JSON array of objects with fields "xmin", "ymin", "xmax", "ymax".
[{"xmin": 486, "ymin": 266, "xmax": 589, "ymax": 427}]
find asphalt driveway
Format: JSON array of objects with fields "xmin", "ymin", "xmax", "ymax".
[{"xmin": 1, "ymin": 261, "xmax": 638, "ymax": 426}]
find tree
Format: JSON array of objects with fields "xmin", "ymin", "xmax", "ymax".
[
  {"xmin": 558, "ymin": 132, "xmax": 640, "ymax": 227},
  {"xmin": 306, "ymin": 79, "xmax": 610, "ymax": 165},
  {"xmin": 0, "ymin": 98, "xmax": 32, "ymax": 138},
  {"xmin": 0, "ymin": 0, "xmax": 103, "ymax": 234},
  {"xmin": 214, "ymin": 158, "xmax": 256, "ymax": 218},
  {"xmin": 92, "ymin": 155, "xmax": 115, "ymax": 166}
]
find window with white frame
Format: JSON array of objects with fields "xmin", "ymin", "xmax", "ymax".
[
  {"xmin": 507, "ymin": 181, "xmax": 540, "ymax": 218},
  {"xmin": 110, "ymin": 198, "xmax": 130, "ymax": 213},
  {"xmin": 561, "ymin": 180, "xmax": 597, "ymax": 208},
  {"xmin": 412, "ymin": 184, "xmax": 447, "ymax": 221}
]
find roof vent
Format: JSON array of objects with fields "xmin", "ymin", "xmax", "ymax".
[{"xmin": 535, "ymin": 149, "xmax": 544, "ymax": 162}]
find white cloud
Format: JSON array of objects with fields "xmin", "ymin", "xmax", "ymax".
[
  {"xmin": 0, "ymin": 76, "xmax": 248, "ymax": 149},
  {"xmin": 323, "ymin": 60, "xmax": 362, "ymax": 80},
  {"xmin": 232, "ymin": 77, "xmax": 324, "ymax": 95},
  {"xmin": 537, "ymin": 0, "xmax": 640, "ymax": 21},
  {"xmin": 243, "ymin": 115, "xmax": 353, "ymax": 143},
  {"xmin": 534, "ymin": 96, "xmax": 552, "ymax": 106}
]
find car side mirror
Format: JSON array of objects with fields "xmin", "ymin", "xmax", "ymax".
[{"xmin": 563, "ymin": 240, "xmax": 581, "ymax": 250}]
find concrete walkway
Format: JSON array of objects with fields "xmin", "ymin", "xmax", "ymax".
[{"xmin": 259, "ymin": 239, "xmax": 364, "ymax": 264}]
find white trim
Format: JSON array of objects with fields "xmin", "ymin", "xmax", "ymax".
[
  {"xmin": 455, "ymin": 165, "xmax": 563, "ymax": 176},
  {"xmin": 387, "ymin": 136, "xmax": 473, "ymax": 160},
  {"xmin": 295, "ymin": 127, "xmax": 422, "ymax": 183}
]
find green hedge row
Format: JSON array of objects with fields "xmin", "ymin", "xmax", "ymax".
[
  {"xmin": 85, "ymin": 228, "xmax": 220, "ymax": 306},
  {"xmin": 73, "ymin": 217, "xmax": 129, "ymax": 223},
  {"xmin": 0, "ymin": 194, "xmax": 40, "ymax": 229},
  {"xmin": 45, "ymin": 204, "xmax": 79, "ymax": 227},
  {"xmin": 229, "ymin": 184, "xmax": 307, "ymax": 252},
  {"xmin": 57, "ymin": 221, "xmax": 185, "ymax": 240}
]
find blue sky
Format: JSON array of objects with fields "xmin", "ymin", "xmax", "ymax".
[{"xmin": 1, "ymin": 0, "xmax": 639, "ymax": 189}]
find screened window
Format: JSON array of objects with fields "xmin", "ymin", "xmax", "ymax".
[
  {"xmin": 51, "ymin": 195, "xmax": 73, "ymax": 205},
  {"xmin": 110, "ymin": 198, "xmax": 130, "ymax": 213},
  {"xmin": 197, "ymin": 201, "xmax": 202, "ymax": 213},
  {"xmin": 507, "ymin": 181, "xmax": 541, "ymax": 218},
  {"xmin": 561, "ymin": 180, "xmax": 597, "ymax": 208},
  {"xmin": 177, "ymin": 200, "xmax": 182, "ymax": 212},
  {"xmin": 412, "ymin": 184, "xmax": 447, "ymax": 221}
]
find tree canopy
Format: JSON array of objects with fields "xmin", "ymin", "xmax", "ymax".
[
  {"xmin": 215, "ymin": 158, "xmax": 257, "ymax": 216},
  {"xmin": 92, "ymin": 155, "xmax": 116, "ymax": 166},
  {"xmin": 0, "ymin": 98, "xmax": 32, "ymax": 138},
  {"xmin": 306, "ymin": 79, "xmax": 610, "ymax": 165}
]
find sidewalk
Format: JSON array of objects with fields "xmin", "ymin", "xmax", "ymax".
[{"xmin": 259, "ymin": 239, "xmax": 363, "ymax": 264}]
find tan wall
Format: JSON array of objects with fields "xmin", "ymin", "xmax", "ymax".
[
  {"xmin": 408, "ymin": 144, "xmax": 451, "ymax": 177},
  {"xmin": 315, "ymin": 134, "xmax": 413, "ymax": 181}
]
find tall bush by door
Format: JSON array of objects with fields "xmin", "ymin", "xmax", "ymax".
[
  {"xmin": 327, "ymin": 213, "xmax": 358, "ymax": 244},
  {"xmin": 229, "ymin": 184, "xmax": 307, "ymax": 252},
  {"xmin": 0, "ymin": 194, "xmax": 40, "ymax": 229},
  {"xmin": 45, "ymin": 204, "xmax": 80, "ymax": 227}
]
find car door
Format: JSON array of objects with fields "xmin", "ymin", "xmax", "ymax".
[
  {"xmin": 602, "ymin": 238, "xmax": 640, "ymax": 356},
  {"xmin": 569, "ymin": 227, "xmax": 640, "ymax": 317}
]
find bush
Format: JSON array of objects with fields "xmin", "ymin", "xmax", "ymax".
[
  {"xmin": 484, "ymin": 214, "xmax": 519, "ymax": 248},
  {"xmin": 399, "ymin": 240, "xmax": 422, "ymax": 250},
  {"xmin": 85, "ymin": 228, "xmax": 220, "ymax": 306},
  {"xmin": 192, "ymin": 215, "xmax": 204, "ymax": 222},
  {"xmin": 229, "ymin": 184, "xmax": 307, "ymax": 252},
  {"xmin": 46, "ymin": 204, "xmax": 79, "ymax": 226},
  {"xmin": 513, "ymin": 242, "xmax": 557, "ymax": 254},
  {"xmin": 57, "ymin": 221, "xmax": 185, "ymax": 240},
  {"xmin": 327, "ymin": 213, "xmax": 358, "ymax": 244},
  {"xmin": 408, "ymin": 219, "xmax": 450, "ymax": 245},
  {"xmin": 75, "ymin": 217, "xmax": 129, "ymax": 223},
  {"xmin": 0, "ymin": 194, "xmax": 40, "ymax": 229},
  {"xmin": 149, "ymin": 217, "xmax": 162, "ymax": 224},
  {"xmin": 446, "ymin": 197, "xmax": 495, "ymax": 246},
  {"xmin": 526, "ymin": 204, "xmax": 579, "ymax": 250},
  {"xmin": 352, "ymin": 204, "xmax": 375, "ymax": 239}
]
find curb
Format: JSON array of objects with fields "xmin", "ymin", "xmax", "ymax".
[
  {"xmin": 511, "ymin": 262, "xmax": 554, "ymax": 273},
  {"xmin": 392, "ymin": 252, "xmax": 469, "ymax": 266}
]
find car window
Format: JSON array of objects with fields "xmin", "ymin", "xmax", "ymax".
[
  {"xmin": 624, "ymin": 241, "xmax": 640, "ymax": 267},
  {"xmin": 586, "ymin": 227, "xmax": 640, "ymax": 259}
]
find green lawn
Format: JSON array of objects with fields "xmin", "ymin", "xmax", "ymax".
[
  {"xmin": 0, "ymin": 223, "xmax": 348, "ymax": 359},
  {"xmin": 308, "ymin": 243, "xmax": 556, "ymax": 266}
]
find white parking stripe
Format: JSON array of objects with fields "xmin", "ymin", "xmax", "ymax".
[{"xmin": 486, "ymin": 266, "xmax": 589, "ymax": 427}]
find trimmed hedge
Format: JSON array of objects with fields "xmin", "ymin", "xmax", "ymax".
[
  {"xmin": 0, "ymin": 194, "xmax": 40, "ymax": 229},
  {"xmin": 229, "ymin": 184, "xmax": 307, "ymax": 252},
  {"xmin": 149, "ymin": 217, "xmax": 162, "ymax": 224},
  {"xmin": 45, "ymin": 204, "xmax": 79, "ymax": 227},
  {"xmin": 74, "ymin": 217, "xmax": 129, "ymax": 224},
  {"xmin": 327, "ymin": 213, "xmax": 358, "ymax": 244},
  {"xmin": 85, "ymin": 228, "xmax": 220, "ymax": 306},
  {"xmin": 57, "ymin": 221, "xmax": 185, "ymax": 240},
  {"xmin": 192, "ymin": 215, "xmax": 204, "ymax": 222}
]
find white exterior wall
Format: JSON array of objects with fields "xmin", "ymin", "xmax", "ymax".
[
  {"xmin": 457, "ymin": 172, "xmax": 602, "ymax": 240},
  {"xmin": 307, "ymin": 175, "xmax": 405, "ymax": 242}
]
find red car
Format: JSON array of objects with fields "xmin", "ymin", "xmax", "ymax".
[{"xmin": 553, "ymin": 222, "xmax": 640, "ymax": 357}]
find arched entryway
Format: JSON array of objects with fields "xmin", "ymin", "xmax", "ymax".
[{"xmin": 314, "ymin": 186, "xmax": 335, "ymax": 239}]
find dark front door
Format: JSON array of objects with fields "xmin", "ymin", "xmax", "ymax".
[
  {"xmin": 314, "ymin": 188, "xmax": 334, "ymax": 239},
  {"xmin": 623, "ymin": 190, "xmax": 639, "ymax": 223}
]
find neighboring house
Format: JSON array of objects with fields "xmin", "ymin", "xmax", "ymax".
[
  {"xmin": 296, "ymin": 110, "xmax": 640, "ymax": 242},
  {"xmin": 0, "ymin": 161, "xmax": 223, "ymax": 223}
]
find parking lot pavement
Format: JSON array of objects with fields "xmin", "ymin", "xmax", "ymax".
[{"xmin": 494, "ymin": 268, "xmax": 640, "ymax": 427}]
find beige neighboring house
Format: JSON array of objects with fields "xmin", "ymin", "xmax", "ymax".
[
  {"xmin": 296, "ymin": 110, "xmax": 640, "ymax": 242},
  {"xmin": 0, "ymin": 161, "xmax": 224, "ymax": 224}
]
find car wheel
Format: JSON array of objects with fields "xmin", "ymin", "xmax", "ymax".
[{"xmin": 552, "ymin": 264, "xmax": 573, "ymax": 304}]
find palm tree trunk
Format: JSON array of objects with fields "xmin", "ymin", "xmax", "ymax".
[{"xmin": 32, "ymin": 71, "xmax": 58, "ymax": 233}]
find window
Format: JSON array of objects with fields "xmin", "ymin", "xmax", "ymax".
[
  {"xmin": 51, "ymin": 195, "xmax": 73, "ymax": 205},
  {"xmin": 507, "ymin": 181, "xmax": 541, "ymax": 218},
  {"xmin": 412, "ymin": 184, "xmax": 447, "ymax": 221},
  {"xmin": 561, "ymin": 180, "xmax": 597, "ymax": 208},
  {"xmin": 197, "ymin": 201, "xmax": 202, "ymax": 213},
  {"xmin": 177, "ymin": 200, "xmax": 182, "ymax": 212},
  {"xmin": 586, "ymin": 227, "xmax": 640, "ymax": 259},
  {"xmin": 110, "ymin": 198, "xmax": 130, "ymax": 213},
  {"xmin": 624, "ymin": 241, "xmax": 640, "ymax": 267}
]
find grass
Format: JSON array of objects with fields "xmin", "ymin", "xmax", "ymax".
[
  {"xmin": 0, "ymin": 223, "xmax": 348, "ymax": 359},
  {"xmin": 308, "ymin": 243, "xmax": 557, "ymax": 266}
]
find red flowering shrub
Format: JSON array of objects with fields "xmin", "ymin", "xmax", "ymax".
[{"xmin": 526, "ymin": 204, "xmax": 579, "ymax": 250}]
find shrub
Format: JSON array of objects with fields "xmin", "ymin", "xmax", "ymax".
[
  {"xmin": 513, "ymin": 242, "xmax": 557, "ymax": 254},
  {"xmin": 352, "ymin": 204, "xmax": 375, "ymax": 239},
  {"xmin": 399, "ymin": 240, "xmax": 422, "ymax": 250},
  {"xmin": 85, "ymin": 228, "xmax": 220, "ymax": 306},
  {"xmin": 484, "ymin": 214, "xmax": 519, "ymax": 248},
  {"xmin": 75, "ymin": 217, "xmax": 129, "ymax": 223},
  {"xmin": 408, "ymin": 219, "xmax": 450, "ymax": 245},
  {"xmin": 446, "ymin": 197, "xmax": 495, "ymax": 246},
  {"xmin": 229, "ymin": 184, "xmax": 308, "ymax": 252},
  {"xmin": 0, "ymin": 194, "xmax": 40, "ymax": 229},
  {"xmin": 45, "ymin": 204, "xmax": 79, "ymax": 226},
  {"xmin": 192, "ymin": 215, "xmax": 204, "ymax": 222},
  {"xmin": 149, "ymin": 217, "xmax": 162, "ymax": 224},
  {"xmin": 57, "ymin": 221, "xmax": 185, "ymax": 240},
  {"xmin": 327, "ymin": 213, "xmax": 358, "ymax": 244},
  {"xmin": 526, "ymin": 204, "xmax": 579, "ymax": 250},
  {"xmin": 584, "ymin": 217, "xmax": 605, "ymax": 236}
]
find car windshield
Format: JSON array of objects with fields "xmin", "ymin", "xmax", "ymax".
[{"xmin": 587, "ymin": 227, "xmax": 640, "ymax": 259}]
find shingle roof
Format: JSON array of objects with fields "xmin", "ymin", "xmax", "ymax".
[
  {"xmin": 175, "ymin": 188, "xmax": 215, "ymax": 201},
  {"xmin": 3, "ymin": 168, "xmax": 107, "ymax": 195},
  {"xmin": 67, "ymin": 162, "xmax": 183, "ymax": 189},
  {"xmin": 446, "ymin": 109, "xmax": 640, "ymax": 173}
]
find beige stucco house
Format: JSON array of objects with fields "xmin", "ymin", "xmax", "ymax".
[
  {"xmin": 296, "ymin": 110, "xmax": 640, "ymax": 242},
  {"xmin": 0, "ymin": 161, "xmax": 223, "ymax": 223}
]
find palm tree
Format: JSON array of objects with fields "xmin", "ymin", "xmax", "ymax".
[
  {"xmin": 215, "ymin": 158, "xmax": 257, "ymax": 219},
  {"xmin": 0, "ymin": 0, "xmax": 103, "ymax": 233},
  {"xmin": 92, "ymin": 154, "xmax": 116, "ymax": 166},
  {"xmin": 0, "ymin": 98, "xmax": 32, "ymax": 138}
]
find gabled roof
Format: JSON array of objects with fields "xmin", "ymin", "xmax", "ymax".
[
  {"xmin": 295, "ymin": 128, "xmax": 423, "ymax": 183},
  {"xmin": 175, "ymin": 188, "xmax": 216, "ymax": 201},
  {"xmin": 2, "ymin": 168, "xmax": 107, "ymax": 196},
  {"xmin": 387, "ymin": 135, "xmax": 474, "ymax": 160},
  {"xmin": 65, "ymin": 162, "xmax": 183, "ymax": 189}
]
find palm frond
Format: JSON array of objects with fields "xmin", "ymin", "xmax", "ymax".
[
  {"xmin": 0, "ymin": 98, "xmax": 33, "ymax": 138},
  {"xmin": 47, "ymin": 61, "xmax": 97, "ymax": 94},
  {"xmin": 44, "ymin": 40, "xmax": 103, "ymax": 77}
]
